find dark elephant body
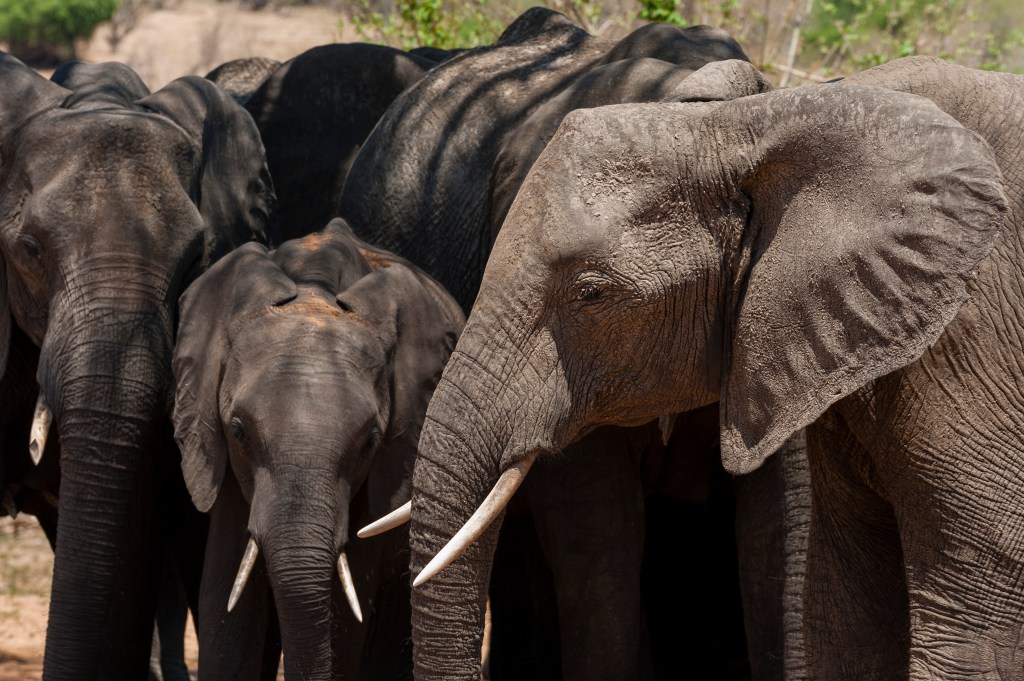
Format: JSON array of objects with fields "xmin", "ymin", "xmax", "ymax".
[
  {"xmin": 172, "ymin": 220, "xmax": 464, "ymax": 680},
  {"xmin": 246, "ymin": 44, "xmax": 434, "ymax": 240},
  {"xmin": 411, "ymin": 55, "xmax": 1022, "ymax": 681},
  {"xmin": 0, "ymin": 55, "xmax": 277, "ymax": 678}
]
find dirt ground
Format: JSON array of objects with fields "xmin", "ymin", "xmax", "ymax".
[
  {"xmin": 79, "ymin": 0, "xmax": 361, "ymax": 90},
  {"xmin": 0, "ymin": 516, "xmax": 203, "ymax": 680}
]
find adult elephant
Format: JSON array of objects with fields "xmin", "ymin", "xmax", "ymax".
[
  {"xmin": 410, "ymin": 56, "xmax": 1022, "ymax": 681},
  {"xmin": 245, "ymin": 44, "xmax": 434, "ymax": 239},
  {"xmin": 0, "ymin": 55, "xmax": 277, "ymax": 678},
  {"xmin": 340, "ymin": 9, "xmax": 803, "ymax": 680},
  {"xmin": 171, "ymin": 221, "xmax": 464, "ymax": 680}
]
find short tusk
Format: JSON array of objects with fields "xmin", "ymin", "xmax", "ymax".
[
  {"xmin": 227, "ymin": 538, "xmax": 259, "ymax": 613},
  {"xmin": 414, "ymin": 452, "xmax": 539, "ymax": 588},
  {"xmin": 356, "ymin": 501, "xmax": 411, "ymax": 538},
  {"xmin": 2, "ymin": 489, "xmax": 17, "ymax": 519},
  {"xmin": 336, "ymin": 552, "xmax": 363, "ymax": 623},
  {"xmin": 29, "ymin": 393, "xmax": 53, "ymax": 465}
]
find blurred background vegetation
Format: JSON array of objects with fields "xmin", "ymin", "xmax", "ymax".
[{"xmin": 0, "ymin": 0, "xmax": 1020, "ymax": 79}]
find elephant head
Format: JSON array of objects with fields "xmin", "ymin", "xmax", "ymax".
[
  {"xmin": 172, "ymin": 220, "xmax": 463, "ymax": 678},
  {"xmin": 406, "ymin": 76, "xmax": 1007, "ymax": 676},
  {"xmin": 0, "ymin": 54, "xmax": 276, "ymax": 676}
]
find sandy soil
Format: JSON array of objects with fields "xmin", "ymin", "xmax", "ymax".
[
  {"xmin": 79, "ymin": 0, "xmax": 362, "ymax": 90},
  {"xmin": 0, "ymin": 516, "xmax": 202, "ymax": 680}
]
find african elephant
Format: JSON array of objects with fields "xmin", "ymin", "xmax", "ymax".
[
  {"xmin": 0, "ymin": 55, "xmax": 277, "ymax": 678},
  {"xmin": 171, "ymin": 219, "xmax": 464, "ymax": 680},
  {"xmin": 340, "ymin": 9, "xmax": 801, "ymax": 679},
  {"xmin": 408, "ymin": 56, "xmax": 1023, "ymax": 681},
  {"xmin": 245, "ymin": 44, "xmax": 434, "ymax": 240}
]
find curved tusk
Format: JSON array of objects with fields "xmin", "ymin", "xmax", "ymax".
[
  {"xmin": 227, "ymin": 538, "xmax": 259, "ymax": 613},
  {"xmin": 356, "ymin": 501, "xmax": 411, "ymax": 538},
  {"xmin": 336, "ymin": 552, "xmax": 363, "ymax": 623},
  {"xmin": 414, "ymin": 452, "xmax": 539, "ymax": 588},
  {"xmin": 29, "ymin": 393, "xmax": 53, "ymax": 465}
]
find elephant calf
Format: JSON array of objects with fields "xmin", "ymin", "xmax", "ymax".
[{"xmin": 171, "ymin": 219, "xmax": 464, "ymax": 680}]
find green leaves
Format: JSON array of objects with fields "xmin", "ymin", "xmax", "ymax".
[{"xmin": 0, "ymin": 0, "xmax": 118, "ymax": 55}]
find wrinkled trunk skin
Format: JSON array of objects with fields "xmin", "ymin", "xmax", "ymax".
[
  {"xmin": 40, "ymin": 290, "xmax": 173, "ymax": 680},
  {"xmin": 410, "ymin": 342, "xmax": 522, "ymax": 680},
  {"xmin": 264, "ymin": 521, "xmax": 336, "ymax": 680},
  {"xmin": 259, "ymin": 471, "xmax": 340, "ymax": 681}
]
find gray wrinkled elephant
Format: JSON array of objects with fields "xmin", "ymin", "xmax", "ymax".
[
  {"xmin": 0, "ymin": 54, "xmax": 277, "ymax": 678},
  {"xmin": 341, "ymin": 10, "xmax": 802, "ymax": 679},
  {"xmin": 408, "ymin": 58, "xmax": 1024, "ymax": 680},
  {"xmin": 172, "ymin": 219, "xmax": 464, "ymax": 680}
]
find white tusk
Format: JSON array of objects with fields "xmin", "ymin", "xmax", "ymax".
[
  {"xmin": 227, "ymin": 538, "xmax": 259, "ymax": 613},
  {"xmin": 658, "ymin": 413, "xmax": 678, "ymax": 447},
  {"xmin": 414, "ymin": 452, "xmax": 538, "ymax": 588},
  {"xmin": 29, "ymin": 393, "xmax": 53, "ymax": 465},
  {"xmin": 356, "ymin": 501, "xmax": 411, "ymax": 538},
  {"xmin": 2, "ymin": 489, "xmax": 17, "ymax": 519},
  {"xmin": 336, "ymin": 552, "xmax": 363, "ymax": 623}
]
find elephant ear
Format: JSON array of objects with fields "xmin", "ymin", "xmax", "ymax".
[
  {"xmin": 0, "ymin": 53, "xmax": 69, "ymax": 140},
  {"xmin": 719, "ymin": 84, "xmax": 1007, "ymax": 473},
  {"xmin": 662, "ymin": 59, "xmax": 773, "ymax": 102},
  {"xmin": 0, "ymin": 54, "xmax": 69, "ymax": 381},
  {"xmin": 337, "ymin": 260, "xmax": 465, "ymax": 516},
  {"xmin": 137, "ymin": 76, "xmax": 279, "ymax": 263},
  {"xmin": 173, "ymin": 242, "xmax": 297, "ymax": 512}
]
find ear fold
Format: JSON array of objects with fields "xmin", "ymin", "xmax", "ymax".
[
  {"xmin": 172, "ymin": 242, "xmax": 297, "ymax": 511},
  {"xmin": 337, "ymin": 262, "xmax": 465, "ymax": 517},
  {"xmin": 662, "ymin": 59, "xmax": 773, "ymax": 102},
  {"xmin": 718, "ymin": 84, "xmax": 1006, "ymax": 473},
  {"xmin": 137, "ymin": 76, "xmax": 280, "ymax": 263},
  {"xmin": 0, "ymin": 53, "xmax": 69, "ymax": 139}
]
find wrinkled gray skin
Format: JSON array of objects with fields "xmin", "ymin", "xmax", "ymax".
[
  {"xmin": 0, "ymin": 55, "xmax": 277, "ymax": 678},
  {"xmin": 172, "ymin": 220, "xmax": 464, "ymax": 680},
  {"xmin": 246, "ymin": 44, "xmax": 434, "ymax": 239},
  {"xmin": 413, "ymin": 56, "xmax": 1023, "ymax": 681},
  {"xmin": 340, "ymin": 9, "xmax": 796, "ymax": 680},
  {"xmin": 204, "ymin": 57, "xmax": 282, "ymax": 105}
]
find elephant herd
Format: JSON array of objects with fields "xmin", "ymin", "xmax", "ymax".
[{"xmin": 1, "ymin": 5, "xmax": 1022, "ymax": 681}]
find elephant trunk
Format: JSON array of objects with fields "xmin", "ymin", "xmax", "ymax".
[
  {"xmin": 39, "ymin": 287, "xmax": 174, "ymax": 679},
  {"xmin": 263, "ymin": 516, "xmax": 337, "ymax": 680},
  {"xmin": 410, "ymin": 321, "xmax": 544, "ymax": 680}
]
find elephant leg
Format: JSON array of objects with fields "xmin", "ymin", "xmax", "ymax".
[
  {"xmin": 354, "ymin": 534, "xmax": 414, "ymax": 681},
  {"xmin": 198, "ymin": 472, "xmax": 277, "ymax": 680},
  {"xmin": 803, "ymin": 419, "xmax": 909, "ymax": 680},
  {"xmin": 734, "ymin": 431, "xmax": 810, "ymax": 681},
  {"xmin": 527, "ymin": 425, "xmax": 648, "ymax": 681},
  {"xmin": 488, "ymin": 498, "xmax": 562, "ymax": 680}
]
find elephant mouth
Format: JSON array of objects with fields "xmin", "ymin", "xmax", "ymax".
[{"xmin": 226, "ymin": 535, "xmax": 364, "ymax": 622}]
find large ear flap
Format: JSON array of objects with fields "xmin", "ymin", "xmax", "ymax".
[
  {"xmin": 0, "ymin": 53, "xmax": 69, "ymax": 139},
  {"xmin": 337, "ymin": 261, "xmax": 465, "ymax": 517},
  {"xmin": 719, "ymin": 84, "xmax": 1006, "ymax": 473},
  {"xmin": 172, "ymin": 242, "xmax": 297, "ymax": 511},
  {"xmin": 136, "ymin": 76, "xmax": 279, "ymax": 261}
]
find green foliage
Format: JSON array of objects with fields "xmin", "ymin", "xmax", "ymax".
[
  {"xmin": 0, "ymin": 0, "xmax": 119, "ymax": 56},
  {"xmin": 805, "ymin": 0, "xmax": 1024, "ymax": 73},
  {"xmin": 348, "ymin": 0, "xmax": 505, "ymax": 49},
  {"xmin": 637, "ymin": 0, "xmax": 686, "ymax": 27}
]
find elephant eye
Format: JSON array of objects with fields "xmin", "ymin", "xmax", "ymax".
[
  {"xmin": 579, "ymin": 282, "xmax": 602, "ymax": 302},
  {"xmin": 229, "ymin": 416, "xmax": 246, "ymax": 441},
  {"xmin": 19, "ymin": 234, "xmax": 42, "ymax": 261}
]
